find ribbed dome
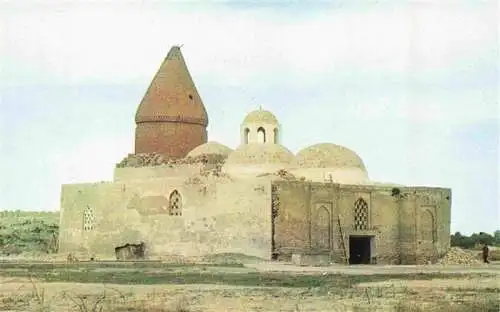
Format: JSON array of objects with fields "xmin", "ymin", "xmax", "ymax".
[
  {"xmin": 296, "ymin": 143, "xmax": 367, "ymax": 171},
  {"xmin": 225, "ymin": 143, "xmax": 296, "ymax": 165},
  {"xmin": 186, "ymin": 141, "xmax": 233, "ymax": 158},
  {"xmin": 242, "ymin": 109, "xmax": 279, "ymax": 125}
]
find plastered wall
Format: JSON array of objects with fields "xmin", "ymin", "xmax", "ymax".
[
  {"xmin": 59, "ymin": 176, "xmax": 272, "ymax": 260},
  {"xmin": 290, "ymin": 168, "xmax": 369, "ymax": 184},
  {"xmin": 113, "ymin": 164, "xmax": 203, "ymax": 182},
  {"xmin": 272, "ymin": 181, "xmax": 451, "ymax": 264}
]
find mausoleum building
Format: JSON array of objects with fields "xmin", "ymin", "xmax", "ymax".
[{"xmin": 58, "ymin": 46, "xmax": 452, "ymax": 265}]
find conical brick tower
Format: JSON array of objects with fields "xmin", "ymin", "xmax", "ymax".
[{"xmin": 134, "ymin": 46, "xmax": 209, "ymax": 159}]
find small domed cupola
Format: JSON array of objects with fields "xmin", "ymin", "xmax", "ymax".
[{"xmin": 240, "ymin": 106, "xmax": 280, "ymax": 145}]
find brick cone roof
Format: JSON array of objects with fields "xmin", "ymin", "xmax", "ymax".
[
  {"xmin": 135, "ymin": 46, "xmax": 209, "ymax": 126},
  {"xmin": 134, "ymin": 46, "xmax": 209, "ymax": 158}
]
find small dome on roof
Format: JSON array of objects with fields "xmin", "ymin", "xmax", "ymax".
[
  {"xmin": 242, "ymin": 109, "xmax": 279, "ymax": 125},
  {"xmin": 225, "ymin": 143, "xmax": 296, "ymax": 165},
  {"xmin": 296, "ymin": 143, "xmax": 367, "ymax": 172},
  {"xmin": 186, "ymin": 141, "xmax": 233, "ymax": 158}
]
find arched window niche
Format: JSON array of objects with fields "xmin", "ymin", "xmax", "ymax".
[
  {"xmin": 273, "ymin": 128, "xmax": 279, "ymax": 144},
  {"xmin": 257, "ymin": 127, "xmax": 266, "ymax": 143},
  {"xmin": 168, "ymin": 190, "xmax": 182, "ymax": 216},
  {"xmin": 244, "ymin": 128, "xmax": 250, "ymax": 144}
]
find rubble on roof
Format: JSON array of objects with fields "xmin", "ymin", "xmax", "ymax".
[{"xmin": 116, "ymin": 153, "xmax": 227, "ymax": 168}]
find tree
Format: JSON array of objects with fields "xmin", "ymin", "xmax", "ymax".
[
  {"xmin": 494, "ymin": 230, "xmax": 500, "ymax": 246},
  {"xmin": 450, "ymin": 232, "xmax": 463, "ymax": 247},
  {"xmin": 450, "ymin": 231, "xmax": 499, "ymax": 249}
]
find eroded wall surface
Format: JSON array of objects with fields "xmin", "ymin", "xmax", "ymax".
[
  {"xmin": 272, "ymin": 181, "xmax": 451, "ymax": 264},
  {"xmin": 113, "ymin": 164, "xmax": 203, "ymax": 182},
  {"xmin": 59, "ymin": 176, "xmax": 272, "ymax": 260}
]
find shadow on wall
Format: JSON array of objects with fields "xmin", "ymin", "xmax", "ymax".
[{"xmin": 115, "ymin": 242, "xmax": 146, "ymax": 260}]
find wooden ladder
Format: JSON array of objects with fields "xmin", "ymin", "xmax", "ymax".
[{"xmin": 337, "ymin": 215, "xmax": 348, "ymax": 264}]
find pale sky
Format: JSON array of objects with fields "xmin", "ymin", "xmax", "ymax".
[{"xmin": 0, "ymin": 0, "xmax": 498, "ymax": 235}]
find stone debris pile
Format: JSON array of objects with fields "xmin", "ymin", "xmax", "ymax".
[
  {"xmin": 257, "ymin": 169, "xmax": 305, "ymax": 181},
  {"xmin": 116, "ymin": 153, "xmax": 166, "ymax": 167},
  {"xmin": 116, "ymin": 153, "xmax": 227, "ymax": 168},
  {"xmin": 275, "ymin": 169, "xmax": 296, "ymax": 180},
  {"xmin": 184, "ymin": 166, "xmax": 233, "ymax": 187},
  {"xmin": 437, "ymin": 247, "xmax": 481, "ymax": 265}
]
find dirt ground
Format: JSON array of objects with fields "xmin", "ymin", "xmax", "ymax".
[
  {"xmin": 248, "ymin": 261, "xmax": 500, "ymax": 275},
  {"xmin": 0, "ymin": 261, "xmax": 499, "ymax": 312}
]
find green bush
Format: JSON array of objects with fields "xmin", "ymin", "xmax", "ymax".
[{"xmin": 0, "ymin": 211, "xmax": 59, "ymax": 255}]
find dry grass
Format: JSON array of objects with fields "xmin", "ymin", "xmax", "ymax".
[
  {"xmin": 2, "ymin": 280, "xmax": 498, "ymax": 312},
  {"xmin": 112, "ymin": 295, "xmax": 192, "ymax": 312},
  {"xmin": 0, "ymin": 262, "xmax": 498, "ymax": 312},
  {"xmin": 1, "ymin": 281, "xmax": 195, "ymax": 312},
  {"xmin": 391, "ymin": 298, "xmax": 500, "ymax": 312}
]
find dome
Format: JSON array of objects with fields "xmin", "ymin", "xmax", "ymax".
[
  {"xmin": 242, "ymin": 109, "xmax": 279, "ymax": 125},
  {"xmin": 296, "ymin": 143, "xmax": 367, "ymax": 171},
  {"xmin": 186, "ymin": 141, "xmax": 233, "ymax": 158},
  {"xmin": 225, "ymin": 143, "xmax": 296, "ymax": 165}
]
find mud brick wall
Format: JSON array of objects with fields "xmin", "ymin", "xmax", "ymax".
[
  {"xmin": 397, "ymin": 197, "xmax": 418, "ymax": 264},
  {"xmin": 272, "ymin": 181, "xmax": 310, "ymax": 253},
  {"xmin": 271, "ymin": 181, "xmax": 451, "ymax": 265}
]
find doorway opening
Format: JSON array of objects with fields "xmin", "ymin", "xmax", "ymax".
[{"xmin": 349, "ymin": 235, "xmax": 372, "ymax": 264}]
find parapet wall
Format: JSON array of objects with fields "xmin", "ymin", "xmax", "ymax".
[
  {"xmin": 114, "ymin": 164, "xmax": 203, "ymax": 182},
  {"xmin": 114, "ymin": 152, "xmax": 227, "ymax": 182},
  {"xmin": 116, "ymin": 152, "xmax": 227, "ymax": 168}
]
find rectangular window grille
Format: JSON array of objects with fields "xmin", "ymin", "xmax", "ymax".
[
  {"xmin": 83, "ymin": 206, "xmax": 96, "ymax": 231},
  {"xmin": 353, "ymin": 198, "xmax": 369, "ymax": 230}
]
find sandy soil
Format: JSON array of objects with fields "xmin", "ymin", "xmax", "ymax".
[
  {"xmin": 0, "ymin": 277, "xmax": 342, "ymax": 312},
  {"xmin": 247, "ymin": 262, "xmax": 500, "ymax": 275},
  {"xmin": 355, "ymin": 277, "xmax": 500, "ymax": 289},
  {"xmin": 0, "ymin": 263, "xmax": 499, "ymax": 312}
]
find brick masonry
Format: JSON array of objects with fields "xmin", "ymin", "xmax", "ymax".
[
  {"xmin": 135, "ymin": 122, "xmax": 207, "ymax": 159},
  {"xmin": 134, "ymin": 46, "xmax": 208, "ymax": 158},
  {"xmin": 272, "ymin": 181, "xmax": 451, "ymax": 265}
]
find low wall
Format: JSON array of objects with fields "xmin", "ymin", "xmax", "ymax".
[
  {"xmin": 113, "ymin": 164, "xmax": 203, "ymax": 182},
  {"xmin": 59, "ymin": 177, "xmax": 273, "ymax": 260}
]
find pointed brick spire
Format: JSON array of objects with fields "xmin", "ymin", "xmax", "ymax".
[{"xmin": 134, "ymin": 46, "xmax": 209, "ymax": 158}]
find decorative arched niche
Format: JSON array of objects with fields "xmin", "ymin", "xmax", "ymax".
[
  {"xmin": 419, "ymin": 209, "xmax": 435, "ymax": 243},
  {"xmin": 312, "ymin": 203, "xmax": 331, "ymax": 249}
]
